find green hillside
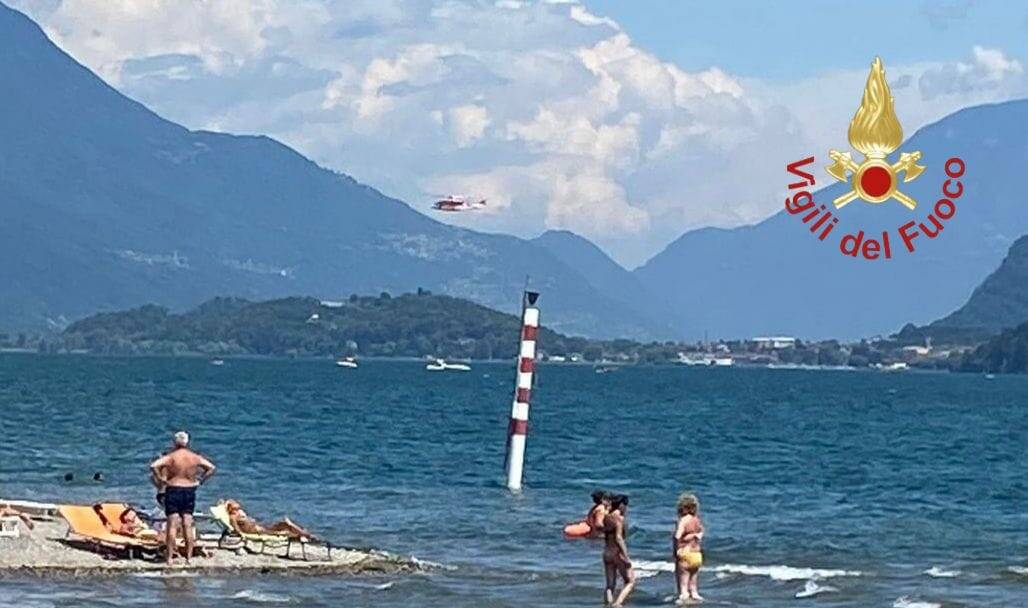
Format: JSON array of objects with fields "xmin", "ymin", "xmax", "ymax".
[
  {"xmin": 958, "ymin": 321, "xmax": 1028, "ymax": 373},
  {"xmin": 896, "ymin": 234, "xmax": 1028, "ymax": 346},
  {"xmin": 61, "ymin": 292, "xmax": 591, "ymax": 359}
]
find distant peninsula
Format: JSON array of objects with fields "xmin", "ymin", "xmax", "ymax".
[{"xmin": 55, "ymin": 292, "xmax": 571, "ymax": 360}]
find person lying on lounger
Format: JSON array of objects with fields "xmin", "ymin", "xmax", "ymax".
[
  {"xmin": 92, "ymin": 504, "xmax": 158, "ymax": 540},
  {"xmin": 115, "ymin": 508, "xmax": 159, "ymax": 540},
  {"xmin": 223, "ymin": 500, "xmax": 315, "ymax": 539}
]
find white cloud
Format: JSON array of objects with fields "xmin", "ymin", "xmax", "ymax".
[
  {"xmin": 8, "ymin": 0, "xmax": 1026, "ymax": 266},
  {"xmin": 569, "ymin": 4, "xmax": 619, "ymax": 30},
  {"xmin": 448, "ymin": 104, "xmax": 491, "ymax": 147},
  {"xmin": 919, "ymin": 46, "xmax": 1023, "ymax": 100}
]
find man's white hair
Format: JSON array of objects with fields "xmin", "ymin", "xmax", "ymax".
[{"xmin": 173, "ymin": 431, "xmax": 190, "ymax": 447}]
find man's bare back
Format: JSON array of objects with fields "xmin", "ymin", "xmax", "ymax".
[
  {"xmin": 149, "ymin": 432, "xmax": 215, "ymax": 565},
  {"xmin": 154, "ymin": 448, "xmax": 214, "ymax": 488}
]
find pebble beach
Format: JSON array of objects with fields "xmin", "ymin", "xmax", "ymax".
[{"xmin": 0, "ymin": 519, "xmax": 423, "ymax": 578}]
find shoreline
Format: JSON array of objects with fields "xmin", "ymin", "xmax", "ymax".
[
  {"xmin": 0, "ymin": 520, "xmax": 426, "ymax": 579},
  {"xmin": 0, "ymin": 350, "xmax": 1000, "ymax": 375}
]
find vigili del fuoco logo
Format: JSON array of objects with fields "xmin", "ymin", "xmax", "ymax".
[{"xmin": 783, "ymin": 57, "xmax": 966, "ymax": 260}]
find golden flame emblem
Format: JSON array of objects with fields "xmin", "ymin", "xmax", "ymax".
[{"xmin": 827, "ymin": 57, "xmax": 925, "ymax": 209}]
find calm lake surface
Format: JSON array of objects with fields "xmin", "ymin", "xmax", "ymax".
[{"xmin": 1, "ymin": 354, "xmax": 1025, "ymax": 607}]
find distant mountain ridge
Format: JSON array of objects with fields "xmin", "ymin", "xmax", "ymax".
[
  {"xmin": 0, "ymin": 2, "xmax": 660, "ymax": 339},
  {"xmin": 531, "ymin": 230, "xmax": 673, "ymax": 333},
  {"xmin": 930, "ymin": 234, "xmax": 1028, "ymax": 333},
  {"xmin": 5, "ymin": 0, "xmax": 1028, "ymax": 343},
  {"xmin": 634, "ymin": 99, "xmax": 1028, "ymax": 339},
  {"xmin": 895, "ymin": 233, "xmax": 1028, "ymax": 345}
]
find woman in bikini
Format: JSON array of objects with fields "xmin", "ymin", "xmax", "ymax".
[
  {"xmin": 224, "ymin": 500, "xmax": 314, "ymax": 538},
  {"xmin": 602, "ymin": 494, "xmax": 636, "ymax": 607},
  {"xmin": 673, "ymin": 493, "xmax": 705, "ymax": 603}
]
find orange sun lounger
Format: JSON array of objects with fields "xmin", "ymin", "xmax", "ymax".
[{"xmin": 59, "ymin": 504, "xmax": 161, "ymax": 559}]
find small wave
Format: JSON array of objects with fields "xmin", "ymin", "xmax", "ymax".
[
  {"xmin": 795, "ymin": 580, "xmax": 838, "ymax": 598},
  {"xmin": 893, "ymin": 596, "xmax": 940, "ymax": 608},
  {"xmin": 411, "ymin": 556, "xmax": 456, "ymax": 571},
  {"xmin": 713, "ymin": 563, "xmax": 861, "ymax": 581},
  {"xmin": 233, "ymin": 590, "xmax": 295, "ymax": 604},
  {"xmin": 633, "ymin": 560, "xmax": 675, "ymax": 579},
  {"xmin": 1008, "ymin": 566, "xmax": 1028, "ymax": 576},
  {"xmin": 923, "ymin": 566, "xmax": 960, "ymax": 578},
  {"xmin": 131, "ymin": 571, "xmax": 199, "ymax": 579}
]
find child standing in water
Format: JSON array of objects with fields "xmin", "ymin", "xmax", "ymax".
[{"xmin": 673, "ymin": 494, "xmax": 704, "ymax": 603}]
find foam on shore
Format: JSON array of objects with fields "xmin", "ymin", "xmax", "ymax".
[{"xmin": 713, "ymin": 563, "xmax": 862, "ymax": 581}]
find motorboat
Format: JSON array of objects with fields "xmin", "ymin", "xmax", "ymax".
[
  {"xmin": 426, "ymin": 358, "xmax": 471, "ymax": 371},
  {"xmin": 336, "ymin": 356, "xmax": 358, "ymax": 369}
]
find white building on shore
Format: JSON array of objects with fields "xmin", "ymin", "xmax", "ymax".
[{"xmin": 753, "ymin": 336, "xmax": 797, "ymax": 349}]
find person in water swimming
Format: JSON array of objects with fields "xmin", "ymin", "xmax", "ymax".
[
  {"xmin": 602, "ymin": 494, "xmax": 636, "ymax": 607},
  {"xmin": 149, "ymin": 431, "xmax": 216, "ymax": 565},
  {"xmin": 587, "ymin": 490, "xmax": 610, "ymax": 535},
  {"xmin": 673, "ymin": 493, "xmax": 705, "ymax": 603}
]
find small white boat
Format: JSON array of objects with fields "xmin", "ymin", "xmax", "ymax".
[
  {"xmin": 678, "ymin": 354, "xmax": 733, "ymax": 367},
  {"xmin": 426, "ymin": 358, "xmax": 471, "ymax": 371},
  {"xmin": 336, "ymin": 357, "xmax": 358, "ymax": 369},
  {"xmin": 210, "ymin": 359, "xmax": 225, "ymax": 366}
]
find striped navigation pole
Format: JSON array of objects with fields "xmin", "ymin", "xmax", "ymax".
[{"xmin": 505, "ymin": 290, "xmax": 540, "ymax": 492}]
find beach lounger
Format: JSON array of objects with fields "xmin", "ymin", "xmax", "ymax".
[
  {"xmin": 0, "ymin": 516, "xmax": 21, "ymax": 538},
  {"xmin": 0, "ymin": 499, "xmax": 59, "ymax": 520},
  {"xmin": 210, "ymin": 503, "xmax": 333, "ymax": 561},
  {"xmin": 58, "ymin": 504, "xmax": 161, "ymax": 559}
]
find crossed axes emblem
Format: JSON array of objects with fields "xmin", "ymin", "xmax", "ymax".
[{"xmin": 826, "ymin": 150, "xmax": 925, "ymax": 210}]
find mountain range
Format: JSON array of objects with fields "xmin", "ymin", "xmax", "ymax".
[
  {"xmin": 3, "ymin": 1, "xmax": 1028, "ymax": 341},
  {"xmin": 930, "ymin": 234, "xmax": 1028, "ymax": 334},
  {"xmin": 635, "ymin": 99, "xmax": 1028, "ymax": 339},
  {"xmin": 895, "ymin": 234, "xmax": 1028, "ymax": 345},
  {"xmin": 0, "ymin": 2, "xmax": 661, "ymax": 340}
]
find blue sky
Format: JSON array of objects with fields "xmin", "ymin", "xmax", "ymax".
[
  {"xmin": 10, "ymin": 0, "xmax": 1028, "ymax": 266},
  {"xmin": 586, "ymin": 0, "xmax": 1028, "ymax": 78}
]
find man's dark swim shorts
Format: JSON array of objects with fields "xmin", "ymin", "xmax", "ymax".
[{"xmin": 164, "ymin": 486, "xmax": 196, "ymax": 516}]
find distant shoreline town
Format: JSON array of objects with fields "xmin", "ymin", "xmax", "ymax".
[{"xmin": 2, "ymin": 291, "xmax": 1024, "ymax": 375}]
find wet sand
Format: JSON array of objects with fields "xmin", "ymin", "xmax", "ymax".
[{"xmin": 0, "ymin": 520, "xmax": 424, "ymax": 577}]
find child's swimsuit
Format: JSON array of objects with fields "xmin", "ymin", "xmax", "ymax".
[{"xmin": 676, "ymin": 547, "xmax": 703, "ymax": 569}]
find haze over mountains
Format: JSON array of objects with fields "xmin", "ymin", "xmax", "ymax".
[{"xmin": 3, "ymin": 1, "xmax": 1028, "ymax": 341}]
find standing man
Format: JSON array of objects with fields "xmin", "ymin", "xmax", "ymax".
[{"xmin": 149, "ymin": 431, "xmax": 216, "ymax": 566}]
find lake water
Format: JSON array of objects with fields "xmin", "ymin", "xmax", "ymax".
[{"xmin": 1, "ymin": 355, "xmax": 1025, "ymax": 607}]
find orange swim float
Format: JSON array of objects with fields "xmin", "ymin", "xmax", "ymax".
[{"xmin": 562, "ymin": 521, "xmax": 593, "ymax": 538}]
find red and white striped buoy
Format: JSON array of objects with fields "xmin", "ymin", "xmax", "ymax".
[{"xmin": 505, "ymin": 290, "xmax": 539, "ymax": 491}]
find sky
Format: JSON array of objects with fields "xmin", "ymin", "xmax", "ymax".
[{"xmin": 9, "ymin": 0, "xmax": 1028, "ymax": 267}]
